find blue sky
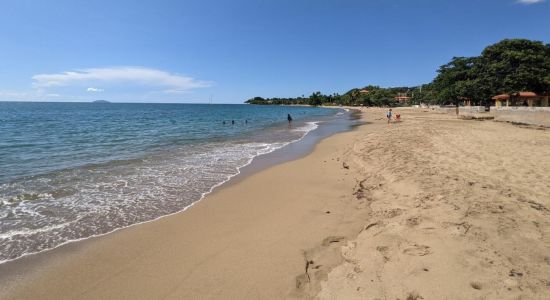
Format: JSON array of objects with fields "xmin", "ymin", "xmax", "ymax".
[{"xmin": 0, "ymin": 0, "xmax": 549, "ymax": 103}]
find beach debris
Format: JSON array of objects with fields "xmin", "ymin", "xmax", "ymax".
[
  {"xmin": 342, "ymin": 162, "xmax": 349, "ymax": 169},
  {"xmin": 296, "ymin": 253, "xmax": 313, "ymax": 289},
  {"xmin": 509, "ymin": 269, "xmax": 523, "ymax": 277},
  {"xmin": 406, "ymin": 291, "xmax": 424, "ymax": 300},
  {"xmin": 322, "ymin": 236, "xmax": 345, "ymax": 246},
  {"xmin": 514, "ymin": 196, "xmax": 549, "ymax": 212},
  {"xmin": 304, "ymin": 259, "xmax": 313, "ymax": 282},
  {"xmin": 528, "ymin": 200, "xmax": 547, "ymax": 212},
  {"xmin": 363, "ymin": 221, "xmax": 379, "ymax": 231},
  {"xmin": 304, "ymin": 256, "xmax": 314, "ymax": 282},
  {"xmin": 325, "ymin": 210, "xmax": 331, "ymax": 214}
]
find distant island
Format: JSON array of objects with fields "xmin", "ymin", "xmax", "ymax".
[{"xmin": 92, "ymin": 100, "xmax": 111, "ymax": 103}]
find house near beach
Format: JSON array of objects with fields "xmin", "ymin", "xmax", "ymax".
[
  {"xmin": 491, "ymin": 92, "xmax": 549, "ymax": 107},
  {"xmin": 394, "ymin": 92, "xmax": 411, "ymax": 103}
]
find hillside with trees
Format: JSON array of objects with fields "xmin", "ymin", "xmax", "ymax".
[
  {"xmin": 245, "ymin": 39, "xmax": 550, "ymax": 107},
  {"xmin": 245, "ymin": 86, "xmax": 415, "ymax": 107}
]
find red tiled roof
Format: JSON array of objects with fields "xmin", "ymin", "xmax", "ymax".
[
  {"xmin": 491, "ymin": 92, "xmax": 538, "ymax": 100},
  {"xmin": 492, "ymin": 92, "xmax": 539, "ymax": 100},
  {"xmin": 492, "ymin": 94, "xmax": 509, "ymax": 100},
  {"xmin": 513, "ymin": 92, "xmax": 537, "ymax": 97}
]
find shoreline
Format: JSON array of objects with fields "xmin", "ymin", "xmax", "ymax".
[
  {"xmin": 0, "ymin": 108, "xmax": 366, "ymax": 299},
  {"xmin": 2, "ymin": 107, "xmax": 549, "ymax": 299},
  {"xmin": 0, "ymin": 107, "xmax": 356, "ymax": 266}
]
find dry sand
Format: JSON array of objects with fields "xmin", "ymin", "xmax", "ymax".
[
  {"xmin": 318, "ymin": 108, "xmax": 550, "ymax": 300},
  {"xmin": 1, "ymin": 108, "xmax": 549, "ymax": 299}
]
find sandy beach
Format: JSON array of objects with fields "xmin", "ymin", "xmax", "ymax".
[{"xmin": 2, "ymin": 108, "xmax": 550, "ymax": 299}]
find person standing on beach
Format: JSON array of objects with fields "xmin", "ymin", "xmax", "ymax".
[
  {"xmin": 287, "ymin": 114, "xmax": 293, "ymax": 124},
  {"xmin": 386, "ymin": 108, "xmax": 393, "ymax": 123}
]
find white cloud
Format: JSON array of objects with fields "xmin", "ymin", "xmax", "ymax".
[
  {"xmin": 86, "ymin": 87, "xmax": 104, "ymax": 92},
  {"xmin": 32, "ymin": 66, "xmax": 212, "ymax": 92},
  {"xmin": 0, "ymin": 90, "xmax": 57, "ymax": 101},
  {"xmin": 517, "ymin": 0, "xmax": 544, "ymax": 4},
  {"xmin": 163, "ymin": 89, "xmax": 193, "ymax": 94},
  {"xmin": 0, "ymin": 91, "xmax": 29, "ymax": 98}
]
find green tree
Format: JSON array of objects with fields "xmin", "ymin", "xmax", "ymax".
[
  {"xmin": 432, "ymin": 56, "xmax": 480, "ymax": 105},
  {"xmin": 478, "ymin": 39, "xmax": 550, "ymax": 94},
  {"xmin": 308, "ymin": 91, "xmax": 323, "ymax": 106},
  {"xmin": 431, "ymin": 39, "xmax": 550, "ymax": 106},
  {"xmin": 245, "ymin": 39, "xmax": 550, "ymax": 107},
  {"xmin": 411, "ymin": 84, "xmax": 436, "ymax": 105}
]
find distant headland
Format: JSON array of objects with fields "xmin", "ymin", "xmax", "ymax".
[{"xmin": 92, "ymin": 100, "xmax": 111, "ymax": 103}]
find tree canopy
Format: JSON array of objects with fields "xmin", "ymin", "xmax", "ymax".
[
  {"xmin": 430, "ymin": 39, "xmax": 550, "ymax": 105},
  {"xmin": 245, "ymin": 86, "xmax": 409, "ymax": 107},
  {"xmin": 245, "ymin": 39, "xmax": 550, "ymax": 107}
]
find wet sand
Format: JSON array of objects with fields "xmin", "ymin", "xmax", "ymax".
[
  {"xmin": 0, "ymin": 111, "xmax": 371, "ymax": 299},
  {"xmin": 2, "ymin": 108, "xmax": 549, "ymax": 299}
]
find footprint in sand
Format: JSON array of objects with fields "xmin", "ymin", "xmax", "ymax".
[
  {"xmin": 405, "ymin": 216, "xmax": 421, "ymax": 226},
  {"xmin": 376, "ymin": 245, "xmax": 391, "ymax": 262},
  {"xmin": 470, "ymin": 282, "xmax": 482, "ymax": 290},
  {"xmin": 402, "ymin": 243, "xmax": 432, "ymax": 256},
  {"xmin": 374, "ymin": 208, "xmax": 404, "ymax": 219}
]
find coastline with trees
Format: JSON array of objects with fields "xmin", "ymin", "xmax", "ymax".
[{"xmin": 245, "ymin": 39, "xmax": 550, "ymax": 107}]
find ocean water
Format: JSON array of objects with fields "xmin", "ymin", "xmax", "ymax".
[{"xmin": 0, "ymin": 102, "xmax": 349, "ymax": 263}]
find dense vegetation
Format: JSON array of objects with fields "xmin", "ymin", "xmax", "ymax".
[
  {"xmin": 245, "ymin": 86, "xmax": 413, "ymax": 107},
  {"xmin": 245, "ymin": 39, "xmax": 550, "ymax": 107},
  {"xmin": 429, "ymin": 39, "xmax": 550, "ymax": 106}
]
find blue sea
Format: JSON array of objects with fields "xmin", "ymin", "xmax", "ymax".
[{"xmin": 0, "ymin": 102, "xmax": 350, "ymax": 263}]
